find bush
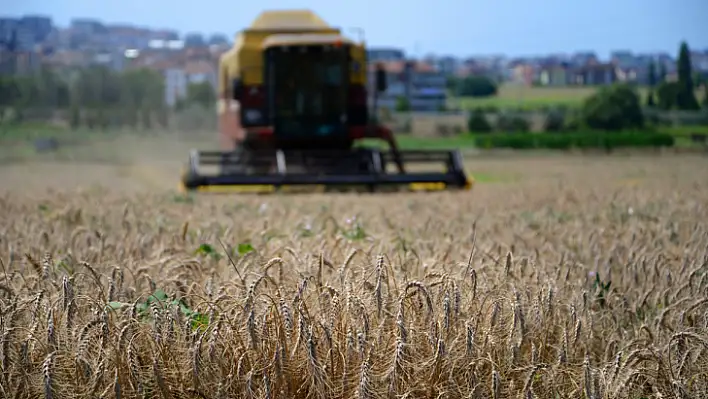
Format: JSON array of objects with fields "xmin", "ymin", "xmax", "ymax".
[
  {"xmin": 435, "ymin": 124, "xmax": 452, "ymax": 137},
  {"xmin": 467, "ymin": 108, "xmax": 492, "ymax": 133},
  {"xmin": 433, "ymin": 123, "xmax": 464, "ymax": 137},
  {"xmin": 453, "ymin": 76, "xmax": 498, "ymax": 98},
  {"xmin": 581, "ymin": 83, "xmax": 644, "ymax": 131},
  {"xmin": 656, "ymin": 82, "xmax": 681, "ymax": 110},
  {"xmin": 543, "ymin": 110, "xmax": 566, "ymax": 132},
  {"xmin": 395, "ymin": 97, "xmax": 411, "ymax": 112},
  {"xmin": 563, "ymin": 110, "xmax": 583, "ymax": 131},
  {"xmin": 495, "ymin": 113, "xmax": 531, "ymax": 133},
  {"xmin": 483, "ymin": 105, "xmax": 499, "ymax": 114},
  {"xmin": 392, "ymin": 117, "xmax": 412, "ymax": 134},
  {"xmin": 379, "ymin": 107, "xmax": 393, "ymax": 123},
  {"xmin": 644, "ymin": 109, "xmax": 673, "ymax": 127},
  {"xmin": 475, "ymin": 131, "xmax": 675, "ymax": 151},
  {"xmin": 172, "ymin": 103, "xmax": 217, "ymax": 132}
]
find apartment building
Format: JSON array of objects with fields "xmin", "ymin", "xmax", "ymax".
[
  {"xmin": 0, "ymin": 18, "xmax": 18, "ymax": 48},
  {"xmin": 432, "ymin": 56, "xmax": 461, "ymax": 76},
  {"xmin": 571, "ymin": 63, "xmax": 616, "ymax": 85},
  {"xmin": 369, "ymin": 60, "xmax": 447, "ymax": 112},
  {"xmin": 160, "ymin": 59, "xmax": 217, "ymax": 107},
  {"xmin": 0, "ymin": 15, "xmax": 53, "ymax": 51},
  {"xmin": 366, "ymin": 47, "xmax": 405, "ymax": 63},
  {"xmin": 164, "ymin": 67, "xmax": 187, "ymax": 107},
  {"xmin": 0, "ymin": 50, "xmax": 43, "ymax": 74},
  {"xmin": 184, "ymin": 33, "xmax": 206, "ymax": 47},
  {"xmin": 539, "ymin": 63, "xmax": 571, "ymax": 86},
  {"xmin": 691, "ymin": 51, "xmax": 708, "ymax": 73},
  {"xmin": 509, "ymin": 62, "xmax": 536, "ymax": 86},
  {"xmin": 536, "ymin": 62, "xmax": 617, "ymax": 86}
]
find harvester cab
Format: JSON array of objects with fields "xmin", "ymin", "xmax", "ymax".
[{"xmin": 180, "ymin": 9, "xmax": 473, "ymax": 193}]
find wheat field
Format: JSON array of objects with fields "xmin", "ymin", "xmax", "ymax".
[{"xmin": 1, "ymin": 151, "xmax": 707, "ymax": 399}]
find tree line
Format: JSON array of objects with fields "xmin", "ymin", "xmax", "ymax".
[
  {"xmin": 0, "ymin": 65, "xmax": 217, "ymax": 129},
  {"xmin": 467, "ymin": 81, "xmax": 706, "ymax": 135},
  {"xmin": 463, "ymin": 81, "xmax": 700, "ymax": 151},
  {"xmin": 647, "ymin": 42, "xmax": 708, "ymax": 111}
]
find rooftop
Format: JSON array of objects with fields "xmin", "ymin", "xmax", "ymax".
[
  {"xmin": 247, "ymin": 9, "xmax": 332, "ymax": 32},
  {"xmin": 371, "ymin": 60, "xmax": 438, "ymax": 74}
]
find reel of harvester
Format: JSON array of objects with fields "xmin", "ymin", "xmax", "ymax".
[{"xmin": 180, "ymin": 147, "xmax": 472, "ymax": 194}]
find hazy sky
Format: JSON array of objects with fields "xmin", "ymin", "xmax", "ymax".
[{"xmin": 6, "ymin": 0, "xmax": 708, "ymax": 58}]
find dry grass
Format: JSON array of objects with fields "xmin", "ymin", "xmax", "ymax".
[
  {"xmin": 406, "ymin": 114, "xmax": 468, "ymax": 137},
  {"xmin": 1, "ymin": 152, "xmax": 708, "ymax": 398}
]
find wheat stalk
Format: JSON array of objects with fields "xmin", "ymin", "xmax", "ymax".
[{"xmin": 1, "ymin": 156, "xmax": 707, "ymax": 397}]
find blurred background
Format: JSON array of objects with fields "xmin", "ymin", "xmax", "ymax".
[{"xmin": 1, "ymin": 1, "xmax": 707, "ymax": 152}]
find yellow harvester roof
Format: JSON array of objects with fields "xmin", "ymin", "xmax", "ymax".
[
  {"xmin": 247, "ymin": 9, "xmax": 332, "ymax": 31},
  {"xmin": 262, "ymin": 33, "xmax": 354, "ymax": 48},
  {"xmin": 218, "ymin": 10, "xmax": 345, "ymax": 92}
]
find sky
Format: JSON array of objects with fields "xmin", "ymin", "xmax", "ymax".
[{"xmin": 5, "ymin": 0, "xmax": 708, "ymax": 59}]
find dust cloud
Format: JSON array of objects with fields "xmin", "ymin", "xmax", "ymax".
[{"xmin": 0, "ymin": 132, "xmax": 215, "ymax": 194}]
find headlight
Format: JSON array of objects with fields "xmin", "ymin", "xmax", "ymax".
[{"xmin": 245, "ymin": 109, "xmax": 262, "ymax": 123}]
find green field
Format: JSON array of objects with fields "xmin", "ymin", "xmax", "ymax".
[
  {"xmin": 358, "ymin": 135, "xmax": 476, "ymax": 150},
  {"xmin": 450, "ymin": 85, "xmax": 706, "ymax": 110},
  {"xmin": 450, "ymin": 85, "xmax": 599, "ymax": 109}
]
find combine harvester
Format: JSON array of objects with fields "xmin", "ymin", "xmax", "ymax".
[{"xmin": 180, "ymin": 9, "xmax": 473, "ymax": 194}]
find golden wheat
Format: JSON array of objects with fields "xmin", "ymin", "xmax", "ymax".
[{"xmin": 0, "ymin": 156, "xmax": 707, "ymax": 398}]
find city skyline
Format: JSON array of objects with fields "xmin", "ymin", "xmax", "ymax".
[{"xmin": 5, "ymin": 0, "xmax": 708, "ymax": 58}]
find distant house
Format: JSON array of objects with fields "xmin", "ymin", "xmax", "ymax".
[
  {"xmin": 691, "ymin": 52, "xmax": 708, "ymax": 73},
  {"xmin": 164, "ymin": 67, "xmax": 187, "ymax": 107},
  {"xmin": 154, "ymin": 59, "xmax": 217, "ymax": 107},
  {"xmin": 454, "ymin": 64, "xmax": 492, "ymax": 79},
  {"xmin": 90, "ymin": 50, "xmax": 127, "ymax": 71},
  {"xmin": 183, "ymin": 59, "xmax": 217, "ymax": 89},
  {"xmin": 664, "ymin": 72, "xmax": 679, "ymax": 82},
  {"xmin": 42, "ymin": 49, "xmax": 89, "ymax": 69},
  {"xmin": 610, "ymin": 51, "xmax": 635, "ymax": 68},
  {"xmin": 0, "ymin": 50, "xmax": 43, "ymax": 74},
  {"xmin": 367, "ymin": 47, "xmax": 405, "ymax": 63},
  {"xmin": 539, "ymin": 63, "xmax": 570, "ymax": 86},
  {"xmin": 0, "ymin": 49, "xmax": 16, "ymax": 74},
  {"xmin": 571, "ymin": 63, "xmax": 616, "ymax": 85},
  {"xmin": 368, "ymin": 60, "xmax": 447, "ymax": 112},
  {"xmin": 510, "ymin": 63, "xmax": 535, "ymax": 86},
  {"xmin": 570, "ymin": 52, "xmax": 599, "ymax": 67},
  {"xmin": 435, "ymin": 56, "xmax": 460, "ymax": 76},
  {"xmin": 614, "ymin": 66, "xmax": 639, "ymax": 83}
]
